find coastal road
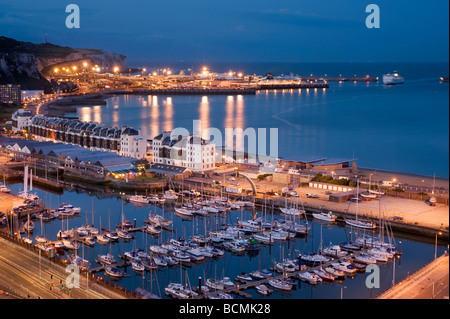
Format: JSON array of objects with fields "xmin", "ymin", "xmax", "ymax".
[
  {"xmin": 0, "ymin": 236, "xmax": 127, "ymax": 299},
  {"xmin": 378, "ymin": 254, "xmax": 449, "ymax": 299}
]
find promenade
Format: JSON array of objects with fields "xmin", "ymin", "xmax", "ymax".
[{"xmin": 377, "ymin": 253, "xmax": 449, "ymax": 299}]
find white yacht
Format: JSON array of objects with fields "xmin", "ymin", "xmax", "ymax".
[
  {"xmin": 128, "ymin": 195, "xmax": 149, "ymax": 204},
  {"xmin": 165, "ymin": 283, "xmax": 198, "ymax": 299},
  {"xmin": 174, "ymin": 207, "xmax": 194, "ymax": 217},
  {"xmin": 0, "ymin": 183, "xmax": 11, "ymax": 193},
  {"xmin": 297, "ymin": 271, "xmax": 322, "ymax": 285},
  {"xmin": 312, "ymin": 211, "xmax": 337, "ymax": 223},
  {"xmin": 163, "ymin": 190, "xmax": 178, "ymax": 200},
  {"xmin": 280, "ymin": 207, "xmax": 304, "ymax": 216},
  {"xmin": 268, "ymin": 279, "xmax": 292, "ymax": 291}
]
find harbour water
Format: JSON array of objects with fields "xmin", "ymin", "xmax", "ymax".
[
  {"xmin": 73, "ymin": 62, "xmax": 449, "ymax": 178},
  {"xmin": 7, "ymin": 182, "xmax": 447, "ymax": 299}
]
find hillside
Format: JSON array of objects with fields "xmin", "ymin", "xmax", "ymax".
[{"xmin": 0, "ymin": 36, "xmax": 127, "ymax": 92}]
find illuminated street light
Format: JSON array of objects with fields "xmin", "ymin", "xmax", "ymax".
[
  {"xmin": 435, "ymin": 231, "xmax": 443, "ymax": 260},
  {"xmin": 113, "ymin": 67, "xmax": 119, "ymax": 73}
]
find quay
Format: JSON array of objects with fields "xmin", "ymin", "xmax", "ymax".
[
  {"xmin": 377, "ymin": 253, "xmax": 449, "ymax": 299},
  {"xmin": 0, "ymin": 166, "xmax": 64, "ymax": 192}
]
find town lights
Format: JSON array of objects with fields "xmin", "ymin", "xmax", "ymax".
[{"xmin": 113, "ymin": 67, "xmax": 119, "ymax": 73}]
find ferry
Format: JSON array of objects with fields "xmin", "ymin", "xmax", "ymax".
[{"xmin": 382, "ymin": 72, "xmax": 404, "ymax": 85}]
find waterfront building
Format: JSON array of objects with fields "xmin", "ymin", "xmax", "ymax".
[
  {"xmin": 0, "ymin": 84, "xmax": 21, "ymax": 105},
  {"xmin": 120, "ymin": 127, "xmax": 147, "ymax": 159},
  {"xmin": 0, "ymin": 136, "xmax": 142, "ymax": 177},
  {"xmin": 26, "ymin": 115, "xmax": 148, "ymax": 159},
  {"xmin": 11, "ymin": 109, "xmax": 33, "ymax": 133},
  {"xmin": 21, "ymin": 90, "xmax": 44, "ymax": 102},
  {"xmin": 152, "ymin": 131, "xmax": 215, "ymax": 172}
]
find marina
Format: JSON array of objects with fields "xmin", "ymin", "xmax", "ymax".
[{"xmin": 1, "ymin": 181, "xmax": 447, "ymax": 299}]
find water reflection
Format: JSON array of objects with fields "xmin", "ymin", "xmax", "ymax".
[
  {"xmin": 224, "ymin": 96, "xmax": 234, "ymax": 151},
  {"xmin": 199, "ymin": 96, "xmax": 210, "ymax": 138},
  {"xmin": 150, "ymin": 96, "xmax": 160, "ymax": 138},
  {"xmin": 80, "ymin": 107, "xmax": 91, "ymax": 122},
  {"xmin": 163, "ymin": 97, "xmax": 173, "ymax": 132},
  {"xmin": 93, "ymin": 105, "xmax": 101, "ymax": 124}
]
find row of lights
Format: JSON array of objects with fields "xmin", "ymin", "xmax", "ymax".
[{"xmin": 52, "ymin": 64, "xmax": 245, "ymax": 79}]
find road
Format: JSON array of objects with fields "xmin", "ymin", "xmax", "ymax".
[
  {"xmin": 377, "ymin": 254, "xmax": 449, "ymax": 299},
  {"xmin": 0, "ymin": 236, "xmax": 127, "ymax": 299}
]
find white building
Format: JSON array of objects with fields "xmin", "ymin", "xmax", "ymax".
[
  {"xmin": 120, "ymin": 127, "xmax": 147, "ymax": 159},
  {"xmin": 152, "ymin": 131, "xmax": 215, "ymax": 172},
  {"xmin": 11, "ymin": 109, "xmax": 33, "ymax": 133}
]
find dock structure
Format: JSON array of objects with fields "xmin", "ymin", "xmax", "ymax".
[{"xmin": 195, "ymin": 248, "xmax": 394, "ymax": 300}]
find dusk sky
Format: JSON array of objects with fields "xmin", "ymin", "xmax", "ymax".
[{"xmin": 1, "ymin": 0, "xmax": 448, "ymax": 65}]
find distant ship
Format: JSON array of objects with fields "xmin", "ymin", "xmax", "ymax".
[{"xmin": 382, "ymin": 72, "xmax": 404, "ymax": 85}]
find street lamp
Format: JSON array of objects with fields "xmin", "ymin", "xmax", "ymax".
[{"xmin": 435, "ymin": 231, "xmax": 443, "ymax": 260}]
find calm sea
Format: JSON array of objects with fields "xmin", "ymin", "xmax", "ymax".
[{"xmin": 74, "ymin": 62, "xmax": 449, "ymax": 177}]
